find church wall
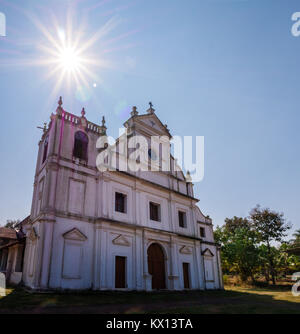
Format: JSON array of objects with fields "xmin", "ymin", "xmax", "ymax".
[
  {"xmin": 48, "ymin": 168, "xmax": 58, "ymax": 210},
  {"xmin": 23, "ymin": 215, "xmax": 221, "ymax": 291},
  {"xmin": 109, "ymin": 181, "xmax": 134, "ymax": 224},
  {"xmin": 106, "ymin": 228, "xmax": 135, "ymax": 290},
  {"xmin": 178, "ymin": 252, "xmax": 197, "ymax": 289},
  {"xmin": 178, "ymin": 181, "xmax": 187, "ymax": 194},
  {"xmin": 85, "ymin": 176, "xmax": 97, "ymax": 217},
  {"xmin": 58, "ymin": 119, "xmax": 100, "ymax": 169},
  {"xmin": 23, "ymin": 104, "xmax": 223, "ymax": 292},
  {"xmin": 172, "ymin": 201, "xmax": 194, "ymax": 237},
  {"xmin": 49, "ymin": 217, "xmax": 94, "ymax": 290},
  {"xmin": 23, "ymin": 221, "xmax": 41, "ymax": 288},
  {"xmin": 142, "ymin": 192, "xmax": 170, "ymax": 231},
  {"xmin": 31, "ymin": 169, "xmax": 47, "ymax": 219},
  {"xmin": 201, "ymin": 244, "xmax": 221, "ymax": 290},
  {"xmin": 54, "ymin": 167, "xmax": 97, "ymax": 218},
  {"xmin": 176, "ymin": 238, "xmax": 201, "ymax": 290},
  {"xmin": 54, "ymin": 168, "xmax": 69, "ymax": 213},
  {"xmin": 140, "ymin": 171, "xmax": 170, "ymax": 189}
]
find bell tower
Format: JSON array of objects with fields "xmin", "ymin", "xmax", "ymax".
[{"xmin": 30, "ymin": 96, "xmax": 106, "ymax": 222}]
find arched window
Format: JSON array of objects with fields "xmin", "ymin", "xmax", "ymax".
[
  {"xmin": 42, "ymin": 136, "xmax": 49, "ymax": 164},
  {"xmin": 73, "ymin": 131, "xmax": 88, "ymax": 161}
]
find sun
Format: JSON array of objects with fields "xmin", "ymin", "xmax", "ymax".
[
  {"xmin": 58, "ymin": 46, "xmax": 82, "ymax": 72},
  {"xmin": 24, "ymin": 9, "xmax": 120, "ymax": 104},
  {"xmin": 0, "ymin": 2, "xmax": 137, "ymax": 108}
]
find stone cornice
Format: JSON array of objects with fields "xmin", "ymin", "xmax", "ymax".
[{"xmin": 33, "ymin": 210, "xmax": 204, "ymax": 243}]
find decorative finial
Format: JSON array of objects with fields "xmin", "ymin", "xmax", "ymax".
[
  {"xmin": 56, "ymin": 96, "xmax": 63, "ymax": 114},
  {"xmin": 186, "ymin": 170, "xmax": 192, "ymax": 183},
  {"xmin": 147, "ymin": 101, "xmax": 155, "ymax": 114},
  {"xmin": 81, "ymin": 107, "xmax": 86, "ymax": 117},
  {"xmin": 99, "ymin": 116, "xmax": 107, "ymax": 135},
  {"xmin": 131, "ymin": 106, "xmax": 138, "ymax": 117}
]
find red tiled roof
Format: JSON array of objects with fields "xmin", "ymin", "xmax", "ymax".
[
  {"xmin": 0, "ymin": 227, "xmax": 17, "ymax": 240},
  {"xmin": 0, "ymin": 240, "xmax": 20, "ymax": 250}
]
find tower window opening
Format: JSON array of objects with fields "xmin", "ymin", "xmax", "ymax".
[{"xmin": 73, "ymin": 131, "xmax": 88, "ymax": 161}]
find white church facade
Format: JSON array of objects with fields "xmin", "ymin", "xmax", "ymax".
[{"xmin": 20, "ymin": 98, "xmax": 223, "ymax": 291}]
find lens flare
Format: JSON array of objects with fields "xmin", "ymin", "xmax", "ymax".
[
  {"xmin": 58, "ymin": 46, "xmax": 81, "ymax": 72},
  {"xmin": 23, "ymin": 8, "xmax": 120, "ymax": 105},
  {"xmin": 0, "ymin": 2, "xmax": 139, "ymax": 109}
]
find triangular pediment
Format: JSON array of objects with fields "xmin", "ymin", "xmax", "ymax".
[
  {"xmin": 63, "ymin": 228, "xmax": 87, "ymax": 241},
  {"xmin": 202, "ymin": 248, "xmax": 214, "ymax": 257},
  {"xmin": 127, "ymin": 113, "xmax": 171, "ymax": 138},
  {"xmin": 180, "ymin": 245, "xmax": 193, "ymax": 255},
  {"xmin": 112, "ymin": 234, "xmax": 130, "ymax": 247}
]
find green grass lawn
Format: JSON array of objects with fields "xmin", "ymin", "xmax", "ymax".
[{"xmin": 0, "ymin": 285, "xmax": 299, "ymax": 314}]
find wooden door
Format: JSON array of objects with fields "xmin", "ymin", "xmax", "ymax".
[
  {"xmin": 115, "ymin": 256, "xmax": 126, "ymax": 288},
  {"xmin": 183, "ymin": 262, "xmax": 190, "ymax": 289},
  {"xmin": 147, "ymin": 243, "xmax": 166, "ymax": 289}
]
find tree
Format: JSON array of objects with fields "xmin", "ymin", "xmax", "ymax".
[
  {"xmin": 257, "ymin": 244, "xmax": 271, "ymax": 283},
  {"xmin": 290, "ymin": 229, "xmax": 300, "ymax": 246},
  {"xmin": 224, "ymin": 216, "xmax": 251, "ymax": 234},
  {"xmin": 215, "ymin": 218, "xmax": 260, "ymax": 282},
  {"xmin": 249, "ymin": 205, "xmax": 291, "ymax": 285},
  {"xmin": 277, "ymin": 243, "xmax": 300, "ymax": 277},
  {"xmin": 3, "ymin": 219, "xmax": 20, "ymax": 229}
]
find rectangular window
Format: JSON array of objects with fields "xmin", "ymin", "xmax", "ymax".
[
  {"xmin": 115, "ymin": 192, "xmax": 127, "ymax": 213},
  {"xmin": 150, "ymin": 202, "xmax": 161, "ymax": 222},
  {"xmin": 178, "ymin": 211, "xmax": 186, "ymax": 228},
  {"xmin": 200, "ymin": 227, "xmax": 206, "ymax": 238},
  {"xmin": 73, "ymin": 131, "xmax": 88, "ymax": 161},
  {"xmin": 183, "ymin": 262, "xmax": 190, "ymax": 289},
  {"xmin": 115, "ymin": 256, "xmax": 126, "ymax": 288}
]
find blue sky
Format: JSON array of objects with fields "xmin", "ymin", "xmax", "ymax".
[{"xmin": 0, "ymin": 0, "xmax": 299, "ymax": 238}]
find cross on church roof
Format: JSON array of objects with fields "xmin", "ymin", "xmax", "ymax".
[
  {"xmin": 37, "ymin": 122, "xmax": 47, "ymax": 134},
  {"xmin": 147, "ymin": 101, "xmax": 155, "ymax": 114}
]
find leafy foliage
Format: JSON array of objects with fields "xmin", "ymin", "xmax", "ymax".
[
  {"xmin": 215, "ymin": 206, "xmax": 299, "ymax": 285},
  {"xmin": 3, "ymin": 220, "xmax": 20, "ymax": 229},
  {"xmin": 290, "ymin": 229, "xmax": 300, "ymax": 246},
  {"xmin": 250, "ymin": 205, "xmax": 291, "ymax": 285}
]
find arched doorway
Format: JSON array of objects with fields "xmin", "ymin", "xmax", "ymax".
[{"xmin": 147, "ymin": 243, "xmax": 166, "ymax": 290}]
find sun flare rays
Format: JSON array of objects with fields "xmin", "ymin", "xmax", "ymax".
[
  {"xmin": 0, "ymin": 1, "xmax": 139, "ymax": 114},
  {"xmin": 29, "ymin": 12, "xmax": 119, "ymax": 102}
]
